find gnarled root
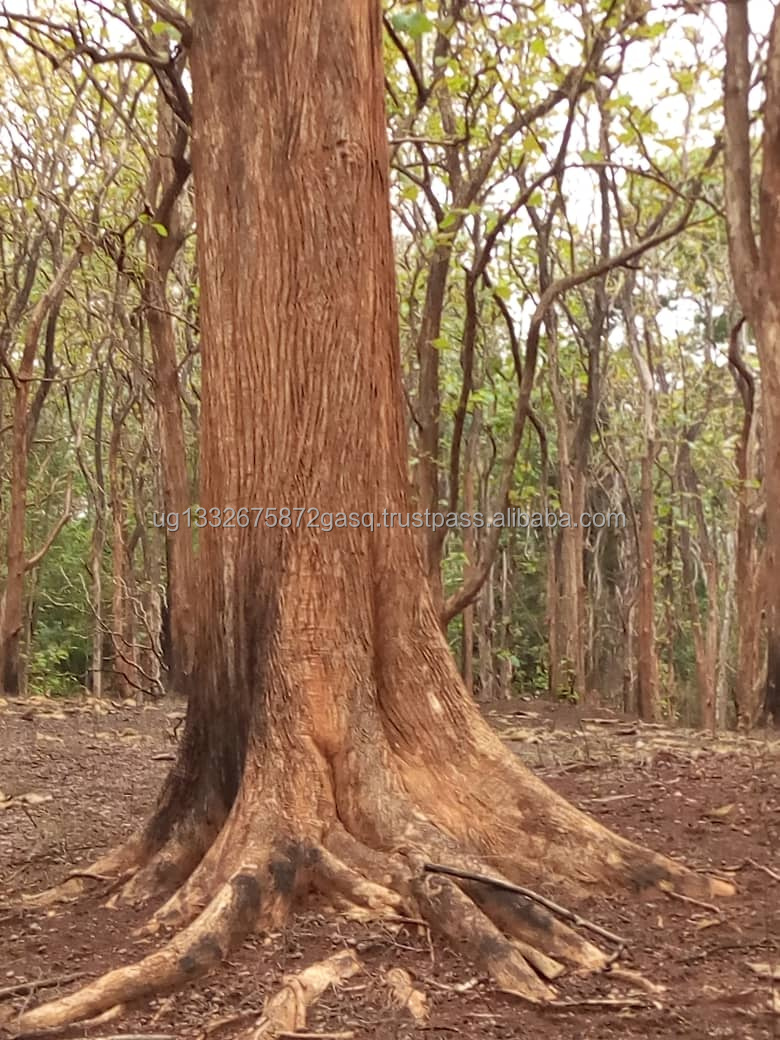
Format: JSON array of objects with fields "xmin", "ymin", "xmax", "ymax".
[
  {"xmin": 312, "ymin": 845, "xmax": 405, "ymax": 917},
  {"xmin": 6, "ymin": 724, "xmax": 736, "ymax": 1034},
  {"xmin": 412, "ymin": 873, "xmax": 555, "ymax": 1001},
  {"xmin": 244, "ymin": 949, "xmax": 362, "ymax": 1039},
  {"xmin": 21, "ymin": 837, "xmax": 144, "ymax": 909},
  {"xmin": 4, "ymin": 850, "xmax": 300, "ymax": 1035}
]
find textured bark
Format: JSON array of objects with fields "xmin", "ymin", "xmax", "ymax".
[
  {"xmin": 724, "ymin": 3, "xmax": 780, "ymax": 726},
  {"xmin": 460, "ymin": 412, "xmax": 479, "ymax": 691},
  {"xmin": 727, "ymin": 321, "xmax": 763, "ymax": 726},
  {"xmin": 12, "ymin": 3, "xmax": 732, "ymax": 1031},
  {"xmin": 0, "ymin": 246, "xmax": 85, "ymax": 694},
  {"xmin": 108, "ymin": 417, "xmax": 136, "ymax": 701},
  {"xmin": 624, "ymin": 297, "xmax": 659, "ymax": 722},
  {"xmin": 676, "ymin": 427, "xmax": 720, "ymax": 730},
  {"xmin": 143, "ymin": 84, "xmax": 195, "ymax": 691}
]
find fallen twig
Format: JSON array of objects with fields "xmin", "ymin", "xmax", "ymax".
[
  {"xmin": 725, "ymin": 859, "xmax": 780, "ymax": 883},
  {"xmin": 78, "ymin": 1035, "xmax": 175, "ymax": 1040},
  {"xmin": 422, "ymin": 862, "xmax": 627, "ymax": 947},
  {"xmin": 277, "ymin": 1032, "xmax": 354, "ymax": 1039},
  {"xmin": 658, "ymin": 881, "xmax": 721, "ymax": 914},
  {"xmin": 676, "ymin": 937, "xmax": 774, "ymax": 965},
  {"xmin": 0, "ymin": 972, "xmax": 85, "ymax": 1001},
  {"xmin": 547, "ymin": 996, "xmax": 659, "ymax": 1010},
  {"xmin": 65, "ymin": 869, "xmax": 117, "ymax": 883}
]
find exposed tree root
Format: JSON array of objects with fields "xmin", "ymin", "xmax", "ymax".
[
  {"xmin": 411, "ymin": 873, "xmax": 555, "ymax": 1001},
  {"xmin": 21, "ymin": 840, "xmax": 142, "ymax": 909},
  {"xmin": 383, "ymin": 967, "xmax": 429, "ymax": 1021},
  {"xmin": 242, "ymin": 949, "xmax": 361, "ymax": 1039},
  {"xmin": 455, "ymin": 874, "xmax": 610, "ymax": 970},
  {"xmin": 311, "ymin": 846, "xmax": 405, "ymax": 917},
  {"xmin": 8, "ymin": 681, "xmax": 736, "ymax": 1035},
  {"xmin": 4, "ymin": 858, "xmax": 292, "ymax": 1034},
  {"xmin": 112, "ymin": 833, "xmax": 207, "ymax": 911}
]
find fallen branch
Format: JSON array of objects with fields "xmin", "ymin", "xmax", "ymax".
[
  {"xmin": 77, "ymin": 1035, "xmax": 175, "ymax": 1040},
  {"xmin": 65, "ymin": 870, "xmax": 118, "ymax": 883},
  {"xmin": 244, "ymin": 950, "xmax": 362, "ymax": 1039},
  {"xmin": 547, "ymin": 996, "xmax": 659, "ymax": 1010},
  {"xmin": 726, "ymin": 859, "xmax": 780, "ymax": 883},
  {"xmin": 423, "ymin": 862, "xmax": 627, "ymax": 947},
  {"xmin": 658, "ymin": 881, "xmax": 721, "ymax": 914}
]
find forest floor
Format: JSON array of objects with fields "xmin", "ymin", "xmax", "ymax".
[{"xmin": 0, "ymin": 694, "xmax": 778, "ymax": 1040}]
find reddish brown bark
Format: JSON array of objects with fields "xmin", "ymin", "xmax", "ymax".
[
  {"xmin": 624, "ymin": 296, "xmax": 659, "ymax": 722},
  {"xmin": 724, "ymin": 2, "xmax": 780, "ymax": 725},
  {"xmin": 727, "ymin": 320, "xmax": 764, "ymax": 726},
  {"xmin": 12, "ymin": 4, "xmax": 732, "ymax": 1032},
  {"xmin": 143, "ymin": 85, "xmax": 196, "ymax": 690}
]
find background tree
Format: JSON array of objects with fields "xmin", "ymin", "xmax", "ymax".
[{"xmin": 724, "ymin": 0, "xmax": 780, "ymax": 725}]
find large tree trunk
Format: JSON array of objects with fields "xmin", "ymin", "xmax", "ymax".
[{"xmin": 15, "ymin": 3, "xmax": 731, "ymax": 1031}]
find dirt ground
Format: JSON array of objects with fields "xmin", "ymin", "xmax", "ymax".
[{"xmin": 0, "ymin": 694, "xmax": 778, "ymax": 1040}]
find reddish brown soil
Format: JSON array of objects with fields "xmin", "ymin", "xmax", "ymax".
[{"xmin": 1, "ymin": 695, "xmax": 778, "ymax": 1039}]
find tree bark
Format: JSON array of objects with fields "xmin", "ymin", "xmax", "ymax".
[
  {"xmin": 15, "ymin": 3, "xmax": 732, "ymax": 1031},
  {"xmin": 623, "ymin": 297, "xmax": 659, "ymax": 722},
  {"xmin": 727, "ymin": 320, "xmax": 764, "ymax": 726},
  {"xmin": 0, "ymin": 245, "xmax": 86, "ymax": 694},
  {"xmin": 143, "ymin": 82, "xmax": 196, "ymax": 691},
  {"xmin": 108, "ymin": 411, "xmax": 135, "ymax": 700},
  {"xmin": 724, "ymin": 2, "xmax": 780, "ymax": 725}
]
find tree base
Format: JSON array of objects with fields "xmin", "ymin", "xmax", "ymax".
[{"xmin": 2, "ymin": 722, "xmax": 733, "ymax": 1035}]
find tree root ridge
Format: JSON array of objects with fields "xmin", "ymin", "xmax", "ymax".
[
  {"xmin": 21, "ymin": 839, "xmax": 144, "ymax": 909},
  {"xmin": 412, "ymin": 873, "xmax": 555, "ymax": 1002},
  {"xmin": 5, "ymin": 858, "xmax": 288, "ymax": 1035},
  {"xmin": 7, "ymin": 754, "xmax": 736, "ymax": 1033}
]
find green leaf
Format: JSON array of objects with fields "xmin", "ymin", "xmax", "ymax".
[
  {"xmin": 151, "ymin": 20, "xmax": 181, "ymax": 41},
  {"xmin": 390, "ymin": 10, "xmax": 434, "ymax": 38},
  {"xmin": 530, "ymin": 37, "xmax": 546, "ymax": 58},
  {"xmin": 151, "ymin": 222, "xmax": 169, "ymax": 237}
]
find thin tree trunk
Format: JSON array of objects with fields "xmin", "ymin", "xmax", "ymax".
[
  {"xmin": 724, "ymin": 3, "xmax": 780, "ymax": 725},
  {"xmin": 477, "ymin": 562, "xmax": 495, "ymax": 701},
  {"xmin": 727, "ymin": 320, "xmax": 763, "ymax": 726},
  {"xmin": 144, "ymin": 84, "xmax": 195, "ymax": 690},
  {"xmin": 0, "ymin": 246, "xmax": 86, "ymax": 693},
  {"xmin": 624, "ymin": 301, "xmax": 659, "ymax": 722},
  {"xmin": 108, "ymin": 407, "xmax": 135, "ymax": 700},
  {"xmin": 460, "ymin": 412, "xmax": 480, "ymax": 691},
  {"xmin": 497, "ymin": 545, "xmax": 513, "ymax": 698}
]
